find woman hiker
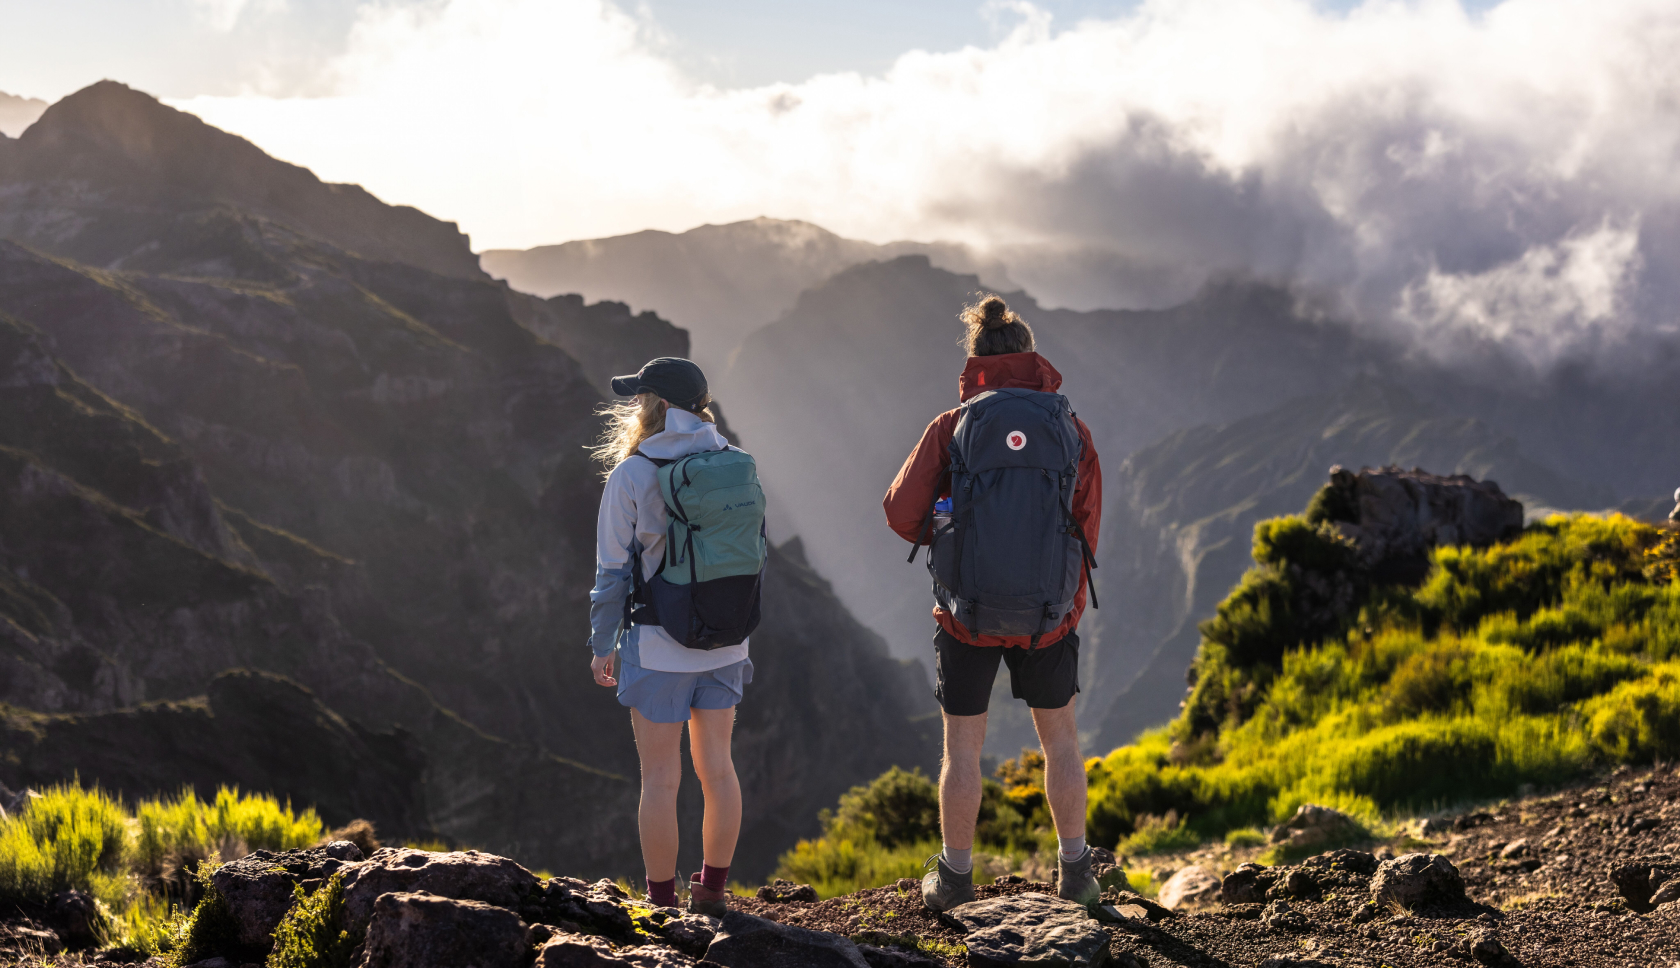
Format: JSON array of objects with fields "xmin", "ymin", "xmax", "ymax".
[
  {"xmin": 883, "ymin": 295, "xmax": 1104, "ymax": 911},
  {"xmin": 587, "ymin": 357, "xmax": 756, "ymax": 916}
]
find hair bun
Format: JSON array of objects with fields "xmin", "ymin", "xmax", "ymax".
[{"xmin": 981, "ymin": 296, "xmax": 1010, "ymax": 330}]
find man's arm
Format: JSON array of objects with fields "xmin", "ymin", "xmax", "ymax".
[
  {"xmin": 1072, "ymin": 418, "xmax": 1102, "ymax": 555},
  {"xmin": 883, "ymin": 411, "xmax": 957, "ymax": 544}
]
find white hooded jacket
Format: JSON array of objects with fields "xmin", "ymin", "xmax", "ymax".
[{"xmin": 588, "ymin": 408, "xmax": 751, "ymax": 673}]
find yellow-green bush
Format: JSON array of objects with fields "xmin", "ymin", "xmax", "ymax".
[
  {"xmin": 135, "ymin": 786, "xmax": 325, "ymax": 878},
  {"xmin": 268, "ymin": 873, "xmax": 356, "ymax": 968},
  {"xmin": 0, "ymin": 783, "xmax": 128, "ymax": 907},
  {"xmin": 1085, "ymin": 513, "xmax": 1680, "ymax": 851}
]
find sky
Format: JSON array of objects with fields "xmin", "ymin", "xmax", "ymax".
[{"xmin": 2, "ymin": 0, "xmax": 1676, "ymax": 365}]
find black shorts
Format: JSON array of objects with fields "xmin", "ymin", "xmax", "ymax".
[{"xmin": 932, "ymin": 626, "xmax": 1080, "ymax": 716}]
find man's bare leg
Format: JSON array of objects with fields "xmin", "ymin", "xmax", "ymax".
[
  {"xmin": 1031, "ymin": 695, "xmax": 1085, "ymax": 843},
  {"xmin": 939, "ymin": 711, "xmax": 989, "ymax": 855}
]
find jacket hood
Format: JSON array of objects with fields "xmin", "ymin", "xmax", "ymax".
[
  {"xmin": 958, "ymin": 352, "xmax": 1063, "ymax": 401},
  {"xmin": 637, "ymin": 408, "xmax": 732, "ymax": 459}
]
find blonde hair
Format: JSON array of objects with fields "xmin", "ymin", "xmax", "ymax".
[
  {"xmin": 592, "ymin": 391, "xmax": 717, "ymax": 475},
  {"xmin": 959, "ymin": 294, "xmax": 1035, "ymax": 357}
]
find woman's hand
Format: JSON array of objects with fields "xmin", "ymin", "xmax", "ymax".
[{"xmin": 591, "ymin": 652, "xmax": 618, "ymax": 687}]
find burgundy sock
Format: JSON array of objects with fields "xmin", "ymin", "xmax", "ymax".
[
  {"xmin": 701, "ymin": 864, "xmax": 730, "ymax": 893},
  {"xmin": 646, "ymin": 876, "xmax": 678, "ymax": 908}
]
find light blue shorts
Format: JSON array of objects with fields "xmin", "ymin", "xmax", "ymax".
[{"xmin": 617, "ymin": 656, "xmax": 753, "ymax": 723}]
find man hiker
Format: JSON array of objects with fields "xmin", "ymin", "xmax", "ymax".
[{"xmin": 883, "ymin": 295, "xmax": 1103, "ymax": 911}]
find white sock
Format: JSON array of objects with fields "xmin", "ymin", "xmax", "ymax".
[
  {"xmin": 1059, "ymin": 836, "xmax": 1087, "ymax": 862},
  {"xmin": 941, "ymin": 845, "xmax": 972, "ymax": 875}
]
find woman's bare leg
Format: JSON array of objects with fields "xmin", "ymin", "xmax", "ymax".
[
  {"xmin": 631, "ymin": 708, "xmax": 686, "ymax": 881},
  {"xmin": 687, "ymin": 706, "xmax": 742, "ymax": 868}
]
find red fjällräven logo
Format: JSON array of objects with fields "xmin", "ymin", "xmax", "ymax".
[{"xmin": 1006, "ymin": 431, "xmax": 1027, "ymax": 451}]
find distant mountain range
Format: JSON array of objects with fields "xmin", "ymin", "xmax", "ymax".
[
  {"xmin": 480, "ymin": 218, "xmax": 1012, "ymax": 377},
  {"xmin": 0, "ymin": 90, "xmax": 47, "ymax": 138},
  {"xmin": 0, "ymin": 81, "xmax": 936, "ymax": 879},
  {"xmin": 491, "ymin": 220, "xmax": 1680, "ymax": 758}
]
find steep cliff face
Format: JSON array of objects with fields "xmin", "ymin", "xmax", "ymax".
[{"xmin": 0, "ymin": 83, "xmax": 936, "ymax": 878}]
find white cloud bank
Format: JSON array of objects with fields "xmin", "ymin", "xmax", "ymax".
[{"xmin": 175, "ymin": 0, "xmax": 1680, "ymax": 364}]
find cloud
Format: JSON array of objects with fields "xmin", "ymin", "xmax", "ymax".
[
  {"xmin": 191, "ymin": 0, "xmax": 286, "ymax": 32},
  {"xmin": 174, "ymin": 0, "xmax": 1680, "ymax": 365}
]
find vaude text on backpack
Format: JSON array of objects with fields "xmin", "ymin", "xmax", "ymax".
[
  {"xmin": 910, "ymin": 388, "xmax": 1096, "ymax": 643},
  {"xmin": 628, "ymin": 449, "xmax": 766, "ymax": 649}
]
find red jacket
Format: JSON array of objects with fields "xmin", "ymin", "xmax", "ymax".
[{"xmin": 883, "ymin": 352, "xmax": 1102, "ymax": 648}]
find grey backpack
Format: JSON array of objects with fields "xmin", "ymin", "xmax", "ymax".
[{"xmin": 910, "ymin": 388, "xmax": 1097, "ymax": 643}]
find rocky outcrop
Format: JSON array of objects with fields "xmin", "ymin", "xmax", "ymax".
[
  {"xmin": 362, "ymin": 892, "xmax": 533, "ymax": 968},
  {"xmin": 704, "ymin": 911, "xmax": 869, "ymax": 968},
  {"xmin": 1156, "ymin": 866, "xmax": 1221, "ymax": 911},
  {"xmin": 340, "ymin": 848, "xmax": 542, "ymax": 926},
  {"xmin": 213, "ymin": 843, "xmax": 364, "ymax": 948},
  {"xmin": 1369, "ymin": 853, "xmax": 1466, "ymax": 911},
  {"xmin": 1314, "ymin": 466, "xmax": 1525, "ymax": 583},
  {"xmin": 940, "ymin": 893, "xmax": 1110, "ymax": 968},
  {"xmin": 1268, "ymin": 804, "xmax": 1368, "ymax": 855}
]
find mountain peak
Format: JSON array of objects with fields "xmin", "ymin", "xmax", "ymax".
[{"xmin": 7, "ymin": 81, "xmax": 483, "ymax": 280}]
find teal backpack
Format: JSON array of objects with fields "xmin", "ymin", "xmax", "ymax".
[{"xmin": 627, "ymin": 448, "xmax": 767, "ymax": 649}]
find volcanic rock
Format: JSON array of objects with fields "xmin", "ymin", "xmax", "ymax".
[
  {"xmin": 340, "ymin": 847, "xmax": 540, "ymax": 926},
  {"xmin": 361, "ymin": 892, "xmax": 532, "ymax": 968},
  {"xmin": 941, "ymin": 892, "xmax": 1109, "ymax": 967},
  {"xmin": 1269, "ymin": 803, "xmax": 1367, "ymax": 853},
  {"xmin": 1370, "ymin": 853, "xmax": 1466, "ymax": 910},
  {"xmin": 1158, "ymin": 865, "xmax": 1222, "ymax": 910},
  {"xmin": 212, "ymin": 846, "xmax": 360, "ymax": 949},
  {"xmin": 757, "ymin": 879, "xmax": 819, "ymax": 903},
  {"xmin": 704, "ymin": 910, "xmax": 870, "ymax": 968}
]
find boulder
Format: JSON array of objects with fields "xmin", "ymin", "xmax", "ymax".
[
  {"xmin": 857, "ymin": 944, "xmax": 942, "ymax": 968},
  {"xmin": 756, "ymin": 879, "xmax": 819, "ymax": 903},
  {"xmin": 45, "ymin": 889, "xmax": 102, "ymax": 948},
  {"xmin": 1318, "ymin": 466, "xmax": 1524, "ymax": 582},
  {"xmin": 1094, "ymin": 891, "xmax": 1171, "ymax": 923},
  {"xmin": 1221, "ymin": 863, "xmax": 1273, "ymax": 905},
  {"xmin": 704, "ymin": 910, "xmax": 869, "ymax": 968},
  {"xmin": 1300, "ymin": 849, "xmax": 1378, "ymax": 876},
  {"xmin": 654, "ymin": 914, "xmax": 717, "ymax": 957},
  {"xmin": 340, "ymin": 848, "xmax": 541, "ymax": 926},
  {"xmin": 1370, "ymin": 853, "xmax": 1465, "ymax": 910},
  {"xmin": 1157, "ymin": 865, "xmax": 1222, "ymax": 910},
  {"xmin": 1609, "ymin": 858, "xmax": 1680, "ymax": 913},
  {"xmin": 942, "ymin": 892, "xmax": 1110, "ymax": 968},
  {"xmin": 1469, "ymin": 932, "xmax": 1521, "ymax": 967},
  {"xmin": 361, "ymin": 892, "xmax": 532, "ymax": 968},
  {"xmin": 1651, "ymin": 879, "xmax": 1680, "ymax": 907},
  {"xmin": 212, "ymin": 847, "xmax": 360, "ymax": 950},
  {"xmin": 1268, "ymin": 804, "xmax": 1366, "ymax": 854},
  {"xmin": 528, "ymin": 879, "xmax": 637, "ymax": 940},
  {"xmin": 536, "ymin": 933, "xmax": 694, "ymax": 967}
]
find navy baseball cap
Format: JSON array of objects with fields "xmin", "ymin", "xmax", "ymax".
[{"xmin": 610, "ymin": 357, "xmax": 709, "ymax": 411}]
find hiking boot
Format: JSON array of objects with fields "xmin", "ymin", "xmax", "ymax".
[
  {"xmin": 1057, "ymin": 847, "xmax": 1101, "ymax": 907},
  {"xmin": 921, "ymin": 854, "xmax": 975, "ymax": 913},
  {"xmin": 688, "ymin": 872, "xmax": 728, "ymax": 918}
]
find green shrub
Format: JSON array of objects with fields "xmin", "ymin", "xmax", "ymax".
[
  {"xmin": 136, "ymin": 786, "xmax": 325, "ymax": 878},
  {"xmin": 269, "ymin": 873, "xmax": 357, "ymax": 968},
  {"xmin": 1223, "ymin": 827, "xmax": 1266, "ymax": 849},
  {"xmin": 1117, "ymin": 812, "xmax": 1201, "ymax": 856},
  {"xmin": 829, "ymin": 767, "xmax": 939, "ymax": 848},
  {"xmin": 775, "ymin": 831, "xmax": 937, "ymax": 900},
  {"xmin": 1087, "ymin": 514, "xmax": 1680, "ymax": 852},
  {"xmin": 0, "ymin": 783, "xmax": 128, "ymax": 906}
]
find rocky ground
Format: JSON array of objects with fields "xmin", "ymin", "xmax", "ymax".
[{"xmin": 3, "ymin": 764, "xmax": 1677, "ymax": 967}]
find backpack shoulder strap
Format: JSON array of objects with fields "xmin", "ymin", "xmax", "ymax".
[{"xmin": 635, "ymin": 450, "xmax": 677, "ymax": 468}]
